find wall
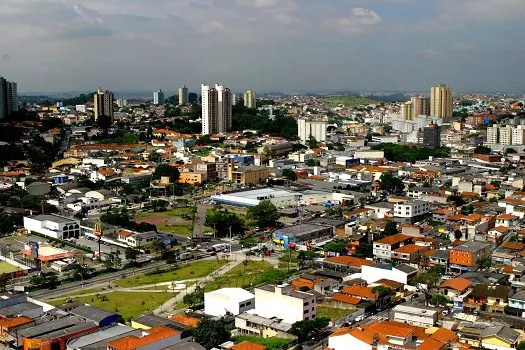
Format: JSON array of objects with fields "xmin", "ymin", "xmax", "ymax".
[
  {"xmin": 328, "ymin": 334, "xmax": 371, "ymax": 350},
  {"xmin": 254, "ymin": 287, "xmax": 316, "ymax": 324}
]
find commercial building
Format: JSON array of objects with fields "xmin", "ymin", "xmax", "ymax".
[
  {"xmin": 423, "ymin": 122, "xmax": 441, "ymax": 149},
  {"xmin": 411, "ymin": 95, "xmax": 430, "ymax": 117},
  {"xmin": 153, "ymin": 89, "xmax": 165, "ymax": 105},
  {"xmin": 227, "ymin": 164, "xmax": 269, "ymax": 185},
  {"xmin": 23, "ymin": 214, "xmax": 80, "ymax": 240},
  {"xmin": 430, "ymin": 84, "xmax": 453, "ymax": 118},
  {"xmin": 254, "ymin": 284, "xmax": 316, "ymax": 324},
  {"xmin": 392, "ymin": 305, "xmax": 438, "ymax": 328},
  {"xmin": 400, "ymin": 102, "xmax": 413, "ymax": 120},
  {"xmin": 201, "ymin": 83, "xmax": 233, "ymax": 135},
  {"xmin": 204, "ymin": 288, "xmax": 255, "ymax": 317},
  {"xmin": 273, "ymin": 223, "xmax": 333, "ymax": 248},
  {"xmin": 243, "ymin": 90, "xmax": 256, "ymax": 108},
  {"xmin": 235, "ymin": 312, "xmax": 292, "ymax": 338},
  {"xmin": 93, "ymin": 89, "xmax": 114, "ymax": 122},
  {"xmin": 0, "ymin": 76, "xmax": 18, "ymax": 119},
  {"xmin": 298, "ymin": 118, "xmax": 327, "ymax": 145},
  {"xmin": 373, "ymin": 234, "xmax": 412, "ymax": 260},
  {"xmin": 179, "ymin": 85, "xmax": 189, "ymax": 105},
  {"xmin": 394, "ymin": 200, "xmax": 431, "ymax": 224},
  {"xmin": 449, "ymin": 241, "xmax": 492, "ymax": 273}
]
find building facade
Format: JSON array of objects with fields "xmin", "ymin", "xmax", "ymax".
[
  {"xmin": 93, "ymin": 89, "xmax": 114, "ymax": 121},
  {"xmin": 0, "ymin": 77, "xmax": 18, "ymax": 119},
  {"xmin": 411, "ymin": 95, "xmax": 430, "ymax": 117},
  {"xmin": 423, "ymin": 122, "xmax": 441, "ymax": 149},
  {"xmin": 430, "ymin": 84, "xmax": 453, "ymax": 118},
  {"xmin": 254, "ymin": 284, "xmax": 316, "ymax": 324},
  {"xmin": 243, "ymin": 90, "xmax": 256, "ymax": 108},
  {"xmin": 201, "ymin": 83, "xmax": 233, "ymax": 135},
  {"xmin": 298, "ymin": 118, "xmax": 327, "ymax": 145},
  {"xmin": 179, "ymin": 85, "xmax": 189, "ymax": 105},
  {"xmin": 23, "ymin": 215, "xmax": 80, "ymax": 240},
  {"xmin": 153, "ymin": 89, "xmax": 165, "ymax": 105},
  {"xmin": 401, "ymin": 102, "xmax": 413, "ymax": 120}
]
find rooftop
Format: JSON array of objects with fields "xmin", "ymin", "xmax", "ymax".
[
  {"xmin": 205, "ymin": 288, "xmax": 255, "ymax": 302},
  {"xmin": 275, "ymin": 223, "xmax": 331, "ymax": 237},
  {"xmin": 452, "ymin": 241, "xmax": 491, "ymax": 253}
]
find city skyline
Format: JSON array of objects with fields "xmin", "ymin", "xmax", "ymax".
[{"xmin": 0, "ymin": 0, "xmax": 524, "ymax": 94}]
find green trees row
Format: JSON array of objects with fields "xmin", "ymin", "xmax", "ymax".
[{"xmin": 371, "ymin": 143, "xmax": 450, "ymax": 162}]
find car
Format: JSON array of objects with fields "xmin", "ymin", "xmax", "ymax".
[{"xmin": 411, "ymin": 293, "xmax": 419, "ymax": 298}]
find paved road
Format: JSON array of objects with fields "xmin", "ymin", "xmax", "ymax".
[{"xmin": 192, "ymin": 205, "xmax": 210, "ymax": 238}]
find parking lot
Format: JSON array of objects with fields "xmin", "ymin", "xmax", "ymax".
[{"xmin": 76, "ymin": 236, "xmax": 123, "ymax": 255}]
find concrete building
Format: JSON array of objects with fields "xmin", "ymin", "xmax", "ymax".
[
  {"xmin": 227, "ymin": 164, "xmax": 269, "ymax": 185},
  {"xmin": 499, "ymin": 125, "xmax": 513, "ymax": 145},
  {"xmin": 202, "ymin": 83, "xmax": 233, "ymax": 135},
  {"xmin": 93, "ymin": 89, "xmax": 114, "ymax": 122},
  {"xmin": 411, "ymin": 95, "xmax": 430, "ymax": 117},
  {"xmin": 153, "ymin": 89, "xmax": 165, "ymax": 105},
  {"xmin": 116, "ymin": 98, "xmax": 127, "ymax": 108},
  {"xmin": 392, "ymin": 305, "xmax": 438, "ymax": 328},
  {"xmin": 298, "ymin": 118, "xmax": 327, "ymax": 145},
  {"xmin": 394, "ymin": 200, "xmax": 431, "ymax": 224},
  {"xmin": 430, "ymin": 83, "xmax": 453, "ymax": 118},
  {"xmin": 243, "ymin": 90, "xmax": 256, "ymax": 108},
  {"xmin": 400, "ymin": 102, "xmax": 413, "ymax": 120},
  {"xmin": 0, "ymin": 77, "xmax": 18, "ymax": 119},
  {"xmin": 254, "ymin": 284, "xmax": 316, "ymax": 324},
  {"xmin": 204, "ymin": 288, "xmax": 255, "ymax": 317},
  {"xmin": 235, "ymin": 312, "xmax": 292, "ymax": 338},
  {"xmin": 273, "ymin": 223, "xmax": 333, "ymax": 248},
  {"xmin": 449, "ymin": 241, "xmax": 492, "ymax": 273},
  {"xmin": 486, "ymin": 125, "xmax": 499, "ymax": 144},
  {"xmin": 179, "ymin": 85, "xmax": 189, "ymax": 105},
  {"xmin": 23, "ymin": 214, "xmax": 80, "ymax": 239},
  {"xmin": 423, "ymin": 122, "xmax": 441, "ymax": 149}
]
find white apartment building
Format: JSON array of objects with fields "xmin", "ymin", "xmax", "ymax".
[
  {"xmin": 298, "ymin": 118, "xmax": 327, "ymax": 145},
  {"xmin": 179, "ymin": 85, "xmax": 189, "ymax": 105},
  {"xmin": 486, "ymin": 126, "xmax": 499, "ymax": 144},
  {"xmin": 23, "ymin": 214, "xmax": 80, "ymax": 240},
  {"xmin": 204, "ymin": 288, "xmax": 255, "ymax": 317},
  {"xmin": 202, "ymin": 83, "xmax": 233, "ymax": 135},
  {"xmin": 394, "ymin": 200, "xmax": 431, "ymax": 224},
  {"xmin": 499, "ymin": 125, "xmax": 513, "ymax": 145},
  {"xmin": 513, "ymin": 126, "xmax": 525, "ymax": 145},
  {"xmin": 153, "ymin": 89, "xmax": 164, "ymax": 105},
  {"xmin": 486, "ymin": 125, "xmax": 525, "ymax": 146},
  {"xmin": 254, "ymin": 284, "xmax": 316, "ymax": 324}
]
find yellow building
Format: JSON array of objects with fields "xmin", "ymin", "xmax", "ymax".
[
  {"xmin": 227, "ymin": 164, "xmax": 269, "ymax": 185},
  {"xmin": 179, "ymin": 172, "xmax": 204, "ymax": 185},
  {"xmin": 400, "ymin": 102, "xmax": 413, "ymax": 120},
  {"xmin": 430, "ymin": 84, "xmax": 453, "ymax": 118}
]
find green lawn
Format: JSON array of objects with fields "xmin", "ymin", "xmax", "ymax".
[
  {"xmin": 135, "ymin": 207, "xmax": 192, "ymax": 218},
  {"xmin": 116, "ymin": 259, "xmax": 229, "ymax": 288},
  {"xmin": 317, "ymin": 306, "xmax": 355, "ymax": 321},
  {"xmin": 233, "ymin": 336, "xmax": 293, "ymax": 350},
  {"xmin": 157, "ymin": 224, "xmax": 193, "ymax": 236},
  {"xmin": 50, "ymin": 292, "xmax": 174, "ymax": 321},
  {"xmin": 0, "ymin": 261, "xmax": 21, "ymax": 274},
  {"xmin": 324, "ymin": 96, "xmax": 378, "ymax": 107}
]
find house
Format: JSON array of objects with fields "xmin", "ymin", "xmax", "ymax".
[
  {"xmin": 365, "ymin": 202, "xmax": 394, "ymax": 219},
  {"xmin": 432, "ymin": 208, "xmax": 455, "ymax": 222},
  {"xmin": 117, "ymin": 230, "xmax": 158, "ymax": 248},
  {"xmin": 438, "ymin": 278, "xmax": 473, "ymax": 311},
  {"xmin": 234, "ymin": 312, "xmax": 293, "ymax": 339},
  {"xmin": 391, "ymin": 244, "xmax": 429, "ymax": 265},
  {"xmin": 90, "ymin": 168, "xmax": 119, "ymax": 182},
  {"xmin": 254, "ymin": 284, "xmax": 316, "ymax": 324},
  {"xmin": 422, "ymin": 249, "xmax": 449, "ymax": 269},
  {"xmin": 204, "ymin": 288, "xmax": 255, "ymax": 317},
  {"xmin": 338, "ymin": 285, "xmax": 389, "ymax": 309},
  {"xmin": 464, "ymin": 284, "xmax": 511, "ymax": 313},
  {"xmin": 406, "ymin": 186, "xmax": 439, "ymax": 199},
  {"xmin": 479, "ymin": 324, "xmax": 520, "ymax": 350},
  {"xmin": 361, "ymin": 263, "xmax": 417, "ymax": 285},
  {"xmin": 449, "ymin": 241, "xmax": 492, "ymax": 274},
  {"xmin": 393, "ymin": 200, "xmax": 431, "ymax": 224},
  {"xmin": 107, "ymin": 325, "xmax": 183, "ymax": 350},
  {"xmin": 227, "ymin": 164, "xmax": 269, "ymax": 185},
  {"xmin": 392, "ymin": 304, "xmax": 438, "ymax": 328},
  {"xmin": 507, "ymin": 290, "xmax": 525, "ymax": 317},
  {"xmin": 417, "ymin": 328, "xmax": 457, "ymax": 350},
  {"xmin": 495, "ymin": 213, "xmax": 518, "ymax": 228},
  {"xmin": 322, "ymin": 256, "xmax": 372, "ymax": 274},
  {"xmin": 289, "ymin": 274, "xmax": 339, "ymax": 295},
  {"xmin": 231, "ymin": 341, "xmax": 266, "ymax": 350},
  {"xmin": 373, "ymin": 233, "xmax": 412, "ymax": 260},
  {"xmin": 487, "ymin": 226, "xmax": 510, "ymax": 243}
]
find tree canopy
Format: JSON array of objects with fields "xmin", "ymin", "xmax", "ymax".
[
  {"xmin": 290, "ymin": 317, "xmax": 330, "ymax": 342},
  {"xmin": 372, "ymin": 143, "xmax": 450, "ymax": 162},
  {"xmin": 152, "ymin": 164, "xmax": 180, "ymax": 183},
  {"xmin": 193, "ymin": 318, "xmax": 230, "ymax": 349},
  {"xmin": 247, "ymin": 200, "xmax": 281, "ymax": 228},
  {"xmin": 205, "ymin": 208, "xmax": 245, "ymax": 237},
  {"xmin": 379, "ymin": 172, "xmax": 404, "ymax": 194}
]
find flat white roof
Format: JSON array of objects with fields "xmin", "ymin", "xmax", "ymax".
[
  {"xmin": 205, "ymin": 288, "xmax": 255, "ymax": 302},
  {"xmin": 393, "ymin": 304, "xmax": 438, "ymax": 316}
]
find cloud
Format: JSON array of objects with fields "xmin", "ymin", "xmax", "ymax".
[
  {"xmin": 420, "ymin": 49, "xmax": 443, "ymax": 60},
  {"xmin": 452, "ymin": 43, "xmax": 477, "ymax": 52},
  {"xmin": 200, "ymin": 21, "xmax": 226, "ymax": 35},
  {"xmin": 61, "ymin": 26, "xmax": 113, "ymax": 39},
  {"xmin": 236, "ymin": 0, "xmax": 283, "ymax": 8},
  {"xmin": 1, "ymin": 54, "xmax": 10, "ymax": 62},
  {"xmin": 325, "ymin": 7, "xmax": 382, "ymax": 33},
  {"xmin": 437, "ymin": 0, "xmax": 525, "ymax": 23}
]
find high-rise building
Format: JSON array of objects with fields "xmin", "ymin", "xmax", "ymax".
[
  {"xmin": 179, "ymin": 85, "xmax": 189, "ymax": 105},
  {"xmin": 0, "ymin": 77, "xmax": 18, "ymax": 119},
  {"xmin": 201, "ymin": 83, "xmax": 233, "ymax": 135},
  {"xmin": 93, "ymin": 89, "xmax": 114, "ymax": 122},
  {"xmin": 411, "ymin": 95, "xmax": 430, "ymax": 117},
  {"xmin": 298, "ymin": 118, "xmax": 327, "ymax": 145},
  {"xmin": 486, "ymin": 126, "xmax": 499, "ymax": 144},
  {"xmin": 116, "ymin": 98, "xmax": 128, "ymax": 108},
  {"xmin": 430, "ymin": 84, "xmax": 453, "ymax": 118},
  {"xmin": 422, "ymin": 122, "xmax": 441, "ymax": 149},
  {"xmin": 499, "ymin": 125, "xmax": 513, "ymax": 145},
  {"xmin": 153, "ymin": 89, "xmax": 165, "ymax": 105},
  {"xmin": 244, "ymin": 90, "xmax": 256, "ymax": 108},
  {"xmin": 400, "ymin": 102, "xmax": 413, "ymax": 120}
]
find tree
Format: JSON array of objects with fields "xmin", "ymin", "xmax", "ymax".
[
  {"xmin": 205, "ymin": 208, "xmax": 245, "ymax": 237},
  {"xmin": 474, "ymin": 145, "xmax": 492, "ymax": 154},
  {"xmin": 74, "ymin": 207, "xmax": 89, "ymax": 220},
  {"xmin": 97, "ymin": 115, "xmax": 112, "ymax": 129},
  {"xmin": 477, "ymin": 256, "xmax": 492, "ymax": 271},
  {"xmin": 151, "ymin": 199, "xmax": 169, "ymax": 212},
  {"xmin": 0, "ymin": 274, "xmax": 11, "ymax": 292},
  {"xmin": 384, "ymin": 221, "xmax": 398, "ymax": 236},
  {"xmin": 372, "ymin": 286, "xmax": 391, "ymax": 297},
  {"xmin": 430, "ymin": 292, "xmax": 448, "ymax": 307},
  {"xmin": 517, "ymin": 341, "xmax": 525, "ymax": 350},
  {"xmin": 290, "ymin": 317, "xmax": 330, "ymax": 342},
  {"xmin": 183, "ymin": 286, "xmax": 204, "ymax": 306},
  {"xmin": 125, "ymin": 247, "xmax": 138, "ymax": 263},
  {"xmin": 152, "ymin": 164, "xmax": 180, "ymax": 183},
  {"xmin": 454, "ymin": 230, "xmax": 463, "ymax": 240},
  {"xmin": 193, "ymin": 318, "xmax": 230, "ymax": 349},
  {"xmin": 282, "ymin": 168, "xmax": 297, "ymax": 181},
  {"xmin": 379, "ymin": 172, "xmax": 404, "ymax": 194},
  {"xmin": 324, "ymin": 239, "xmax": 347, "ymax": 254},
  {"xmin": 247, "ymin": 200, "xmax": 281, "ymax": 228},
  {"xmin": 308, "ymin": 135, "xmax": 318, "ymax": 149}
]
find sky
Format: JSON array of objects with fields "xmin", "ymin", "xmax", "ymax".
[{"xmin": 0, "ymin": 0, "xmax": 524, "ymax": 94}]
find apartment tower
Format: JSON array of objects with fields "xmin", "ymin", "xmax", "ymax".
[
  {"xmin": 410, "ymin": 95, "xmax": 430, "ymax": 118},
  {"xmin": 201, "ymin": 83, "xmax": 233, "ymax": 135},
  {"xmin": 179, "ymin": 85, "xmax": 189, "ymax": 105},
  {"xmin": 423, "ymin": 122, "xmax": 441, "ymax": 149},
  {"xmin": 153, "ymin": 89, "xmax": 165, "ymax": 105},
  {"xmin": 401, "ymin": 102, "xmax": 413, "ymax": 120},
  {"xmin": 0, "ymin": 77, "xmax": 18, "ymax": 119},
  {"xmin": 430, "ymin": 84, "xmax": 453, "ymax": 118},
  {"xmin": 243, "ymin": 90, "xmax": 256, "ymax": 108},
  {"xmin": 93, "ymin": 89, "xmax": 114, "ymax": 122}
]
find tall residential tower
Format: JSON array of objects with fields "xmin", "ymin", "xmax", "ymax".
[
  {"xmin": 0, "ymin": 77, "xmax": 18, "ymax": 119},
  {"xmin": 93, "ymin": 89, "xmax": 114, "ymax": 122},
  {"xmin": 430, "ymin": 84, "xmax": 453, "ymax": 118},
  {"xmin": 179, "ymin": 85, "xmax": 189, "ymax": 105},
  {"xmin": 243, "ymin": 90, "xmax": 256, "ymax": 108},
  {"xmin": 153, "ymin": 89, "xmax": 165, "ymax": 105},
  {"xmin": 201, "ymin": 83, "xmax": 233, "ymax": 135},
  {"xmin": 410, "ymin": 95, "xmax": 430, "ymax": 117}
]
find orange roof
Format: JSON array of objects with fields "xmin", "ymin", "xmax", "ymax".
[
  {"xmin": 325, "ymin": 256, "xmax": 372, "ymax": 267},
  {"xmin": 502, "ymin": 242, "xmax": 525, "ymax": 251},
  {"xmin": 119, "ymin": 230, "xmax": 133, "ymax": 237},
  {"xmin": 433, "ymin": 208, "xmax": 455, "ymax": 215},
  {"xmin": 461, "ymin": 192, "xmax": 479, "ymax": 198},
  {"xmin": 330, "ymin": 327, "xmax": 351, "ymax": 337},
  {"xmin": 97, "ymin": 168, "xmax": 117, "ymax": 176},
  {"xmin": 418, "ymin": 328, "xmax": 457, "ymax": 350},
  {"xmin": 503, "ymin": 265, "xmax": 513, "ymax": 274},
  {"xmin": 107, "ymin": 326, "xmax": 180, "ymax": 350},
  {"xmin": 169, "ymin": 314, "xmax": 200, "ymax": 328},
  {"xmin": 497, "ymin": 213, "xmax": 518, "ymax": 220},
  {"xmin": 439, "ymin": 278, "xmax": 472, "ymax": 292},
  {"xmin": 502, "ymin": 198, "xmax": 525, "ymax": 206},
  {"xmin": 484, "ymin": 184, "xmax": 497, "ymax": 191},
  {"xmin": 340, "ymin": 285, "xmax": 377, "ymax": 299},
  {"xmin": 491, "ymin": 226, "xmax": 509, "ymax": 233},
  {"xmin": 331, "ymin": 293, "xmax": 362, "ymax": 305},
  {"xmin": 232, "ymin": 341, "xmax": 266, "ymax": 350},
  {"xmin": 393, "ymin": 244, "xmax": 426, "ymax": 254},
  {"xmin": 375, "ymin": 233, "xmax": 411, "ymax": 245},
  {"xmin": 351, "ymin": 165, "xmax": 394, "ymax": 173},
  {"xmin": 0, "ymin": 316, "xmax": 33, "ymax": 329},
  {"xmin": 291, "ymin": 278, "xmax": 314, "ymax": 290}
]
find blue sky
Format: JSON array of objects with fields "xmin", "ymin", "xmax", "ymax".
[{"xmin": 0, "ymin": 0, "xmax": 524, "ymax": 93}]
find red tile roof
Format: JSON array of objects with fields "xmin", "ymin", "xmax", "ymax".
[
  {"xmin": 324, "ymin": 256, "xmax": 372, "ymax": 267},
  {"xmin": 439, "ymin": 278, "xmax": 472, "ymax": 292},
  {"xmin": 375, "ymin": 233, "xmax": 411, "ymax": 245}
]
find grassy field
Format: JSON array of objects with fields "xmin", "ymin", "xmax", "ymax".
[
  {"xmin": 0, "ymin": 261, "xmax": 21, "ymax": 274},
  {"xmin": 317, "ymin": 306, "xmax": 355, "ymax": 321},
  {"xmin": 116, "ymin": 259, "xmax": 229, "ymax": 288},
  {"xmin": 324, "ymin": 96, "xmax": 378, "ymax": 107},
  {"xmin": 135, "ymin": 207, "xmax": 192, "ymax": 218},
  {"xmin": 157, "ymin": 224, "xmax": 193, "ymax": 236},
  {"xmin": 50, "ymin": 292, "xmax": 174, "ymax": 321},
  {"xmin": 204, "ymin": 260, "xmax": 287, "ymax": 292},
  {"xmin": 233, "ymin": 336, "xmax": 293, "ymax": 350}
]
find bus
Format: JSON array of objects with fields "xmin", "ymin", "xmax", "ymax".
[{"xmin": 211, "ymin": 243, "xmax": 230, "ymax": 252}]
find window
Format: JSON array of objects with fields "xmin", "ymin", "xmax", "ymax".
[{"xmin": 304, "ymin": 302, "xmax": 309, "ymax": 306}]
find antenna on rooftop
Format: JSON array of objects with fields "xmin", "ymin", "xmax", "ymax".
[{"xmin": 295, "ymin": 194, "xmax": 302, "ymax": 225}]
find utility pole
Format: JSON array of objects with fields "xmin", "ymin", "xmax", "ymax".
[{"xmin": 229, "ymin": 226, "xmax": 233, "ymax": 258}]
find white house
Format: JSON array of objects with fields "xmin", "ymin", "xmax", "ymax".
[
  {"xmin": 254, "ymin": 284, "xmax": 316, "ymax": 324},
  {"xmin": 23, "ymin": 214, "xmax": 80, "ymax": 240},
  {"xmin": 118, "ymin": 230, "xmax": 158, "ymax": 247},
  {"xmin": 394, "ymin": 200, "xmax": 431, "ymax": 224},
  {"xmin": 204, "ymin": 288, "xmax": 255, "ymax": 317},
  {"xmin": 392, "ymin": 304, "xmax": 438, "ymax": 328},
  {"xmin": 361, "ymin": 264, "xmax": 417, "ymax": 285},
  {"xmin": 329, "ymin": 328, "xmax": 372, "ymax": 350}
]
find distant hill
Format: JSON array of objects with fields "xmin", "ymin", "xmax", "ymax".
[{"xmin": 324, "ymin": 96, "xmax": 379, "ymax": 107}]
